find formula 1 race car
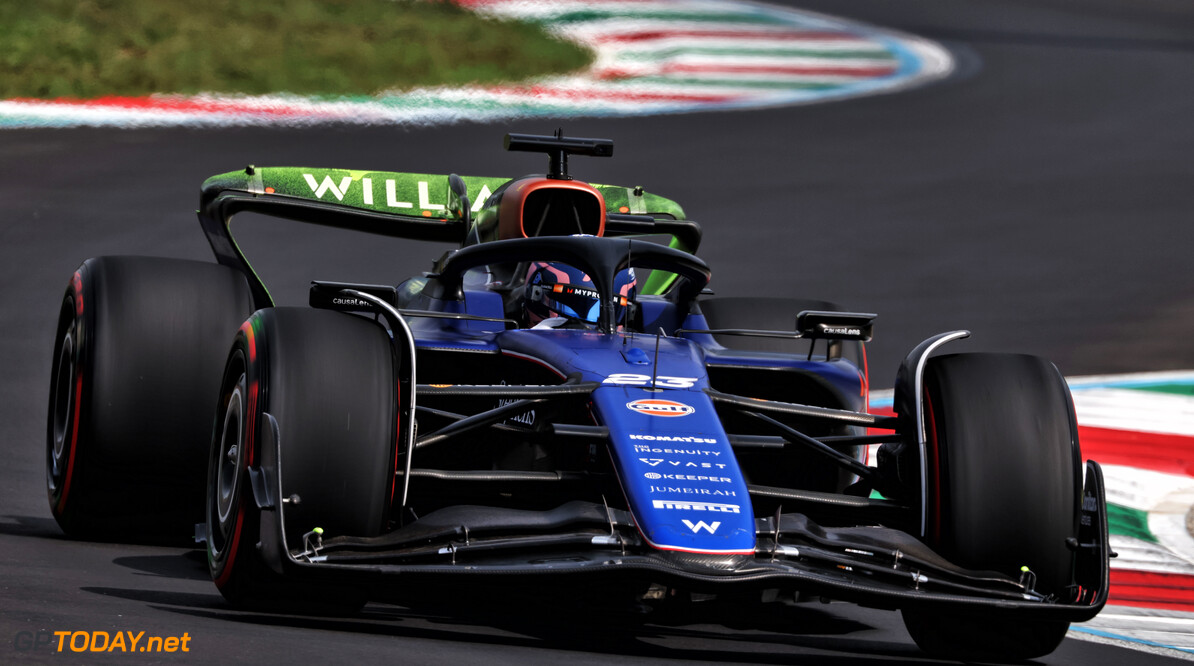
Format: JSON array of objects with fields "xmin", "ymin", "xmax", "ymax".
[{"xmin": 46, "ymin": 132, "xmax": 1109, "ymax": 661}]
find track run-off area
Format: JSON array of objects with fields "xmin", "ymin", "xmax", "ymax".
[
  {"xmin": 1067, "ymin": 374, "xmax": 1194, "ymax": 655},
  {"xmin": 0, "ymin": 0, "xmax": 951, "ymax": 127},
  {"xmin": 2, "ymin": 0, "xmax": 1194, "ymax": 663}
]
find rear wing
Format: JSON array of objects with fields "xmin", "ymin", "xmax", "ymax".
[{"xmin": 198, "ymin": 167, "xmax": 697, "ymax": 309}]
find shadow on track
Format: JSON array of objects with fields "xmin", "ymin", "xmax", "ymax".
[
  {"xmin": 112, "ymin": 549, "xmax": 212, "ymax": 582},
  {"xmin": 0, "ymin": 515, "xmax": 63, "ymax": 538},
  {"xmin": 78, "ymin": 581, "xmax": 933, "ymax": 664}
]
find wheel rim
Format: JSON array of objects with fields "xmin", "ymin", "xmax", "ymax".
[
  {"xmin": 47, "ymin": 296, "xmax": 78, "ymax": 497},
  {"xmin": 209, "ymin": 363, "xmax": 248, "ymax": 564},
  {"xmin": 49, "ymin": 329, "xmax": 75, "ymax": 477},
  {"xmin": 216, "ymin": 376, "xmax": 245, "ymax": 527}
]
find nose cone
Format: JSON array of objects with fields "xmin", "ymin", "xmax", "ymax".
[{"xmin": 592, "ymin": 386, "xmax": 756, "ymax": 555}]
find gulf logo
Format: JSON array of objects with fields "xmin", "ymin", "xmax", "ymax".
[{"xmin": 626, "ymin": 399, "xmax": 695, "ymax": 418}]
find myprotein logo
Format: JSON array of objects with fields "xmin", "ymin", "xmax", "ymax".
[{"xmin": 626, "ymin": 399, "xmax": 694, "ymax": 417}]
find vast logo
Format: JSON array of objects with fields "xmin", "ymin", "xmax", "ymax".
[
  {"xmin": 626, "ymin": 399, "xmax": 694, "ymax": 417},
  {"xmin": 682, "ymin": 520, "xmax": 721, "ymax": 534},
  {"xmin": 639, "ymin": 458, "xmax": 726, "ymax": 469}
]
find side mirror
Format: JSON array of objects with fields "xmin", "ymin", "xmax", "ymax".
[
  {"xmin": 796, "ymin": 310, "xmax": 876, "ymax": 342},
  {"xmin": 448, "ymin": 173, "xmax": 471, "ymax": 227}
]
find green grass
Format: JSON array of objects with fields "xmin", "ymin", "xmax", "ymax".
[{"xmin": 0, "ymin": 0, "xmax": 593, "ymax": 99}]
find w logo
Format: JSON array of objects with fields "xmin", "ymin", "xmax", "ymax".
[
  {"xmin": 303, "ymin": 173, "xmax": 353, "ymax": 201},
  {"xmin": 681, "ymin": 520, "xmax": 720, "ymax": 534}
]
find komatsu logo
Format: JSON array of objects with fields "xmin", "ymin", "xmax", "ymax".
[
  {"xmin": 653, "ymin": 500, "xmax": 740, "ymax": 513},
  {"xmin": 629, "ymin": 434, "xmax": 716, "ymax": 444}
]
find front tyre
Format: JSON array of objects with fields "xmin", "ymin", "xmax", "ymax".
[
  {"xmin": 901, "ymin": 353, "xmax": 1081, "ymax": 661},
  {"xmin": 207, "ymin": 308, "xmax": 396, "ymax": 612}
]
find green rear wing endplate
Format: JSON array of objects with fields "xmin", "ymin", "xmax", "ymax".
[{"xmin": 199, "ymin": 167, "xmax": 697, "ymax": 308}]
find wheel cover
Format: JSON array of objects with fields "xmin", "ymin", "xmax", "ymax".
[
  {"xmin": 47, "ymin": 294, "xmax": 80, "ymax": 505},
  {"xmin": 208, "ymin": 367, "xmax": 248, "ymax": 565},
  {"xmin": 216, "ymin": 378, "xmax": 245, "ymax": 527},
  {"xmin": 49, "ymin": 327, "xmax": 75, "ymax": 484}
]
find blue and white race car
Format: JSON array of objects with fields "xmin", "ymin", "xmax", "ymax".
[{"xmin": 46, "ymin": 132, "xmax": 1109, "ymax": 661}]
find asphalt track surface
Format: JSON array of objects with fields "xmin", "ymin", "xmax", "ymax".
[{"xmin": 2, "ymin": 0, "xmax": 1192, "ymax": 663}]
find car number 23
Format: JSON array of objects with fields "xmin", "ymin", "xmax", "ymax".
[{"xmin": 603, "ymin": 373, "xmax": 698, "ymax": 389}]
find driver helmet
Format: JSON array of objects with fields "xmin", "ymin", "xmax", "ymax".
[{"xmin": 524, "ymin": 262, "xmax": 636, "ymax": 327}]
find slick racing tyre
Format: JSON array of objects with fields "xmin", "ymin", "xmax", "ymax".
[
  {"xmin": 901, "ymin": 353, "xmax": 1081, "ymax": 661},
  {"xmin": 46, "ymin": 257, "xmax": 254, "ymax": 541},
  {"xmin": 207, "ymin": 307, "xmax": 396, "ymax": 612}
]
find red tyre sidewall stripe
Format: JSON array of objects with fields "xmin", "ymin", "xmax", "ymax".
[
  {"xmin": 924, "ymin": 391, "xmax": 942, "ymax": 543},
  {"xmin": 214, "ymin": 499, "xmax": 246, "ymax": 589},
  {"xmin": 56, "ymin": 270, "xmax": 86, "ymax": 512},
  {"xmin": 215, "ymin": 321, "xmax": 258, "ymax": 589},
  {"xmin": 58, "ymin": 371, "xmax": 83, "ymax": 511},
  {"xmin": 860, "ymin": 342, "xmax": 869, "ymax": 404}
]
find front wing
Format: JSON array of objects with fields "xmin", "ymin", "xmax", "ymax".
[{"xmin": 250, "ymin": 408, "xmax": 1110, "ymax": 621}]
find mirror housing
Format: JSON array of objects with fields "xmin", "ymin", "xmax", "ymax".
[{"xmin": 796, "ymin": 310, "xmax": 876, "ymax": 342}]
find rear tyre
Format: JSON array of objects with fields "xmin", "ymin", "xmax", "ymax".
[
  {"xmin": 901, "ymin": 353, "xmax": 1081, "ymax": 661},
  {"xmin": 46, "ymin": 257, "xmax": 253, "ymax": 541},
  {"xmin": 207, "ymin": 307, "xmax": 396, "ymax": 613}
]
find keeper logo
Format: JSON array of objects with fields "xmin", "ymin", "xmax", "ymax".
[{"xmin": 643, "ymin": 473, "xmax": 730, "ymax": 483}]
